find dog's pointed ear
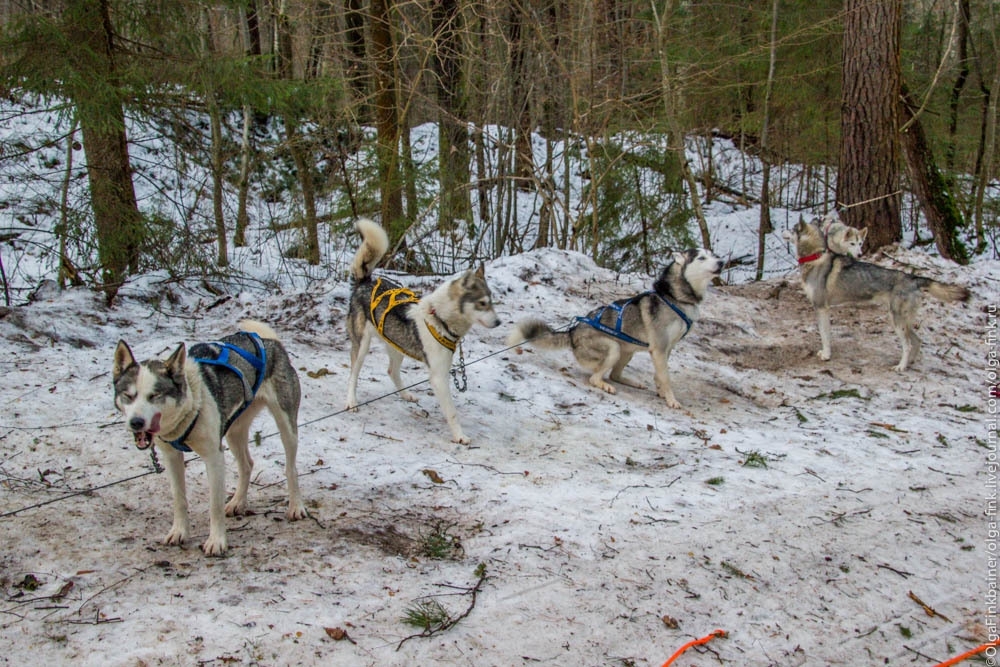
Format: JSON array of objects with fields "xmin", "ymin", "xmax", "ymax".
[
  {"xmin": 164, "ymin": 343, "xmax": 187, "ymax": 377},
  {"xmin": 859, "ymin": 227, "xmax": 868, "ymax": 241},
  {"xmin": 475, "ymin": 263, "xmax": 485, "ymax": 279},
  {"xmin": 113, "ymin": 340, "xmax": 135, "ymax": 381}
]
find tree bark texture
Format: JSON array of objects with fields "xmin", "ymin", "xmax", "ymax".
[
  {"xmin": 66, "ymin": 0, "xmax": 142, "ymax": 302},
  {"xmin": 433, "ymin": 0, "xmax": 472, "ymax": 234},
  {"xmin": 899, "ymin": 90, "xmax": 969, "ymax": 264},
  {"xmin": 837, "ymin": 0, "xmax": 902, "ymax": 251},
  {"xmin": 371, "ymin": 0, "xmax": 405, "ymax": 243}
]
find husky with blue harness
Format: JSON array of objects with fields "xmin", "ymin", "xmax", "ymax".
[
  {"xmin": 507, "ymin": 248, "xmax": 723, "ymax": 408},
  {"xmin": 112, "ymin": 320, "xmax": 306, "ymax": 556},
  {"xmin": 345, "ymin": 218, "xmax": 501, "ymax": 444}
]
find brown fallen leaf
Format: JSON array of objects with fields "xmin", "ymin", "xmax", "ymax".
[{"xmin": 422, "ymin": 469, "xmax": 445, "ymax": 484}]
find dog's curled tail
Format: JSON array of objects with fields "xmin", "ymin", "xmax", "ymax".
[
  {"xmin": 239, "ymin": 319, "xmax": 281, "ymax": 340},
  {"xmin": 922, "ymin": 280, "xmax": 971, "ymax": 303},
  {"xmin": 506, "ymin": 318, "xmax": 572, "ymax": 350},
  {"xmin": 351, "ymin": 218, "xmax": 390, "ymax": 281}
]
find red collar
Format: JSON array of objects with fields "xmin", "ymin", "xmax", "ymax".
[{"xmin": 798, "ymin": 252, "xmax": 824, "ymax": 265}]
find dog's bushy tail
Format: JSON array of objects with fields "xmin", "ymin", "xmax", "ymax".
[
  {"xmin": 351, "ymin": 218, "xmax": 389, "ymax": 281},
  {"xmin": 922, "ymin": 280, "xmax": 971, "ymax": 303},
  {"xmin": 506, "ymin": 318, "xmax": 572, "ymax": 350},
  {"xmin": 239, "ymin": 319, "xmax": 280, "ymax": 340}
]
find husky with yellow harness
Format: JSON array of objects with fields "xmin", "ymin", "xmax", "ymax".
[{"xmin": 345, "ymin": 219, "xmax": 501, "ymax": 444}]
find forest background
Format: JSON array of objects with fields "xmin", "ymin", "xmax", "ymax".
[{"xmin": 0, "ymin": 0, "xmax": 998, "ymax": 303}]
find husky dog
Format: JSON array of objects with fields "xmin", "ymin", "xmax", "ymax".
[
  {"xmin": 783, "ymin": 219, "xmax": 970, "ymax": 371},
  {"xmin": 345, "ymin": 218, "xmax": 501, "ymax": 444},
  {"xmin": 819, "ymin": 214, "xmax": 867, "ymax": 258},
  {"xmin": 113, "ymin": 320, "xmax": 306, "ymax": 556},
  {"xmin": 507, "ymin": 249, "xmax": 723, "ymax": 408}
]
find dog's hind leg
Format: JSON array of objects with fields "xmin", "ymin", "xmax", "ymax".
[
  {"xmin": 586, "ymin": 343, "xmax": 620, "ymax": 394},
  {"xmin": 223, "ymin": 410, "xmax": 258, "ymax": 518},
  {"xmin": 386, "ymin": 347, "xmax": 417, "ymax": 403},
  {"xmin": 890, "ymin": 294, "xmax": 921, "ymax": 371},
  {"xmin": 346, "ymin": 326, "xmax": 373, "ymax": 410},
  {"xmin": 271, "ymin": 408, "xmax": 306, "ymax": 521},
  {"xmin": 159, "ymin": 443, "xmax": 192, "ymax": 548},
  {"xmin": 609, "ymin": 351, "xmax": 643, "ymax": 389},
  {"xmin": 816, "ymin": 306, "xmax": 832, "ymax": 361}
]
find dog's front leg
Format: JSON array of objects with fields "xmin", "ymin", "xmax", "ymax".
[
  {"xmin": 428, "ymin": 373, "xmax": 469, "ymax": 444},
  {"xmin": 816, "ymin": 307, "xmax": 832, "ymax": 361},
  {"xmin": 159, "ymin": 443, "xmax": 191, "ymax": 547},
  {"xmin": 201, "ymin": 445, "xmax": 228, "ymax": 556},
  {"xmin": 650, "ymin": 348, "xmax": 681, "ymax": 409}
]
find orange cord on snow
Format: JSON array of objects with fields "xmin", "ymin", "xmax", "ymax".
[
  {"xmin": 932, "ymin": 639, "xmax": 1000, "ymax": 667},
  {"xmin": 660, "ymin": 629, "xmax": 727, "ymax": 667}
]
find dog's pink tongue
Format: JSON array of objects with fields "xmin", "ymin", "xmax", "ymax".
[{"xmin": 149, "ymin": 413, "xmax": 161, "ymax": 434}]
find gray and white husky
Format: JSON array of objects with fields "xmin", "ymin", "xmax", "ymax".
[
  {"xmin": 783, "ymin": 219, "xmax": 970, "ymax": 371},
  {"xmin": 113, "ymin": 320, "xmax": 306, "ymax": 556},
  {"xmin": 345, "ymin": 218, "xmax": 501, "ymax": 444},
  {"xmin": 507, "ymin": 249, "xmax": 723, "ymax": 408},
  {"xmin": 818, "ymin": 214, "xmax": 867, "ymax": 258}
]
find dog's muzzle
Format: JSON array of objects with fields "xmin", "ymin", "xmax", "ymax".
[{"xmin": 129, "ymin": 414, "xmax": 160, "ymax": 450}]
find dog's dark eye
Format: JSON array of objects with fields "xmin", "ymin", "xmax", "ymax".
[
  {"xmin": 478, "ymin": 299, "xmax": 491, "ymax": 310},
  {"xmin": 148, "ymin": 392, "xmax": 160, "ymax": 401},
  {"xmin": 120, "ymin": 392, "xmax": 136, "ymax": 404}
]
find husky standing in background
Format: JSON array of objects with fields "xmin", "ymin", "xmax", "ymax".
[
  {"xmin": 783, "ymin": 219, "xmax": 970, "ymax": 371},
  {"xmin": 113, "ymin": 320, "xmax": 306, "ymax": 556},
  {"xmin": 819, "ymin": 214, "xmax": 867, "ymax": 258},
  {"xmin": 345, "ymin": 218, "xmax": 501, "ymax": 444},
  {"xmin": 507, "ymin": 248, "xmax": 723, "ymax": 409}
]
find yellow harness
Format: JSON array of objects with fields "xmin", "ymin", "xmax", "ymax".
[{"xmin": 369, "ymin": 277, "xmax": 457, "ymax": 358}]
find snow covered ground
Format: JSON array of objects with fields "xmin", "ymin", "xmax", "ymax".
[{"xmin": 1, "ymin": 230, "xmax": 996, "ymax": 666}]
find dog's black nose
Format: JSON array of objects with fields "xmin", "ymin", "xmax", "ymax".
[{"xmin": 129, "ymin": 416, "xmax": 146, "ymax": 432}]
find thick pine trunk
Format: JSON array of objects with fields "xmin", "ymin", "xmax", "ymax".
[{"xmin": 837, "ymin": 0, "xmax": 902, "ymax": 251}]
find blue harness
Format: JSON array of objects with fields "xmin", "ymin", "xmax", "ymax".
[
  {"xmin": 576, "ymin": 292, "xmax": 693, "ymax": 347},
  {"xmin": 167, "ymin": 332, "xmax": 267, "ymax": 453}
]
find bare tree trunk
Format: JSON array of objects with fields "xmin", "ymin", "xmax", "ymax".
[
  {"xmin": 234, "ymin": 104, "xmax": 253, "ymax": 247},
  {"xmin": 433, "ymin": 0, "xmax": 472, "ymax": 234},
  {"xmin": 58, "ymin": 118, "xmax": 82, "ymax": 287},
  {"xmin": 66, "ymin": 0, "xmax": 143, "ymax": 303},
  {"xmin": 973, "ymin": 49, "xmax": 999, "ymax": 251},
  {"xmin": 838, "ymin": 0, "xmax": 902, "ymax": 251},
  {"xmin": 246, "ymin": 0, "xmax": 262, "ymax": 57},
  {"xmin": 371, "ymin": 0, "xmax": 404, "ymax": 242},
  {"xmin": 652, "ymin": 0, "xmax": 711, "ymax": 250},
  {"xmin": 946, "ymin": 0, "xmax": 970, "ymax": 171},
  {"xmin": 201, "ymin": 8, "xmax": 228, "ymax": 267},
  {"xmin": 756, "ymin": 0, "xmax": 779, "ymax": 281},
  {"xmin": 899, "ymin": 89, "xmax": 969, "ymax": 264},
  {"xmin": 344, "ymin": 0, "xmax": 369, "ymax": 114},
  {"xmin": 508, "ymin": 2, "xmax": 535, "ymax": 191}
]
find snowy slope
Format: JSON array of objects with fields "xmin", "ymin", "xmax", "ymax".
[{"xmin": 0, "ymin": 236, "xmax": 994, "ymax": 666}]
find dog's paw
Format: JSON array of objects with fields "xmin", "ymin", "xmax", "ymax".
[
  {"xmin": 894, "ymin": 361, "xmax": 909, "ymax": 372},
  {"xmin": 591, "ymin": 379, "xmax": 617, "ymax": 394},
  {"xmin": 345, "ymin": 401, "xmax": 359, "ymax": 413},
  {"xmin": 452, "ymin": 433, "xmax": 471, "ymax": 445},
  {"xmin": 817, "ymin": 350, "xmax": 831, "ymax": 361},
  {"xmin": 163, "ymin": 523, "xmax": 190, "ymax": 546},
  {"xmin": 224, "ymin": 498, "xmax": 249, "ymax": 517},
  {"xmin": 400, "ymin": 391, "xmax": 417, "ymax": 403},
  {"xmin": 286, "ymin": 503, "xmax": 308, "ymax": 521},
  {"xmin": 202, "ymin": 535, "xmax": 228, "ymax": 557}
]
